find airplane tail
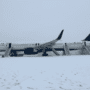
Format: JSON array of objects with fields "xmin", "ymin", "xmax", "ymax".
[
  {"xmin": 82, "ymin": 34, "xmax": 90, "ymax": 41},
  {"xmin": 56, "ymin": 29, "xmax": 64, "ymax": 40}
]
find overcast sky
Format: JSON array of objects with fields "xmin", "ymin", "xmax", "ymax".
[{"xmin": 0, "ymin": 0, "xmax": 90, "ymax": 43}]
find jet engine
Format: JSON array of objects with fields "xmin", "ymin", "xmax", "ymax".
[{"xmin": 24, "ymin": 48, "xmax": 38, "ymax": 55}]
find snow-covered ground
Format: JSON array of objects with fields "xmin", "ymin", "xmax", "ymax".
[{"xmin": 0, "ymin": 55, "xmax": 90, "ymax": 90}]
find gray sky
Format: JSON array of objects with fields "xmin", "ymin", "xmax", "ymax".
[{"xmin": 0, "ymin": 0, "xmax": 90, "ymax": 43}]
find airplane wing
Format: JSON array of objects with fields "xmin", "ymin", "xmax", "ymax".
[
  {"xmin": 34, "ymin": 30, "xmax": 64, "ymax": 55},
  {"xmin": 34, "ymin": 30, "xmax": 64, "ymax": 50}
]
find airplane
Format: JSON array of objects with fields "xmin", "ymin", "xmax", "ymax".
[{"xmin": 10, "ymin": 30, "xmax": 64, "ymax": 56}]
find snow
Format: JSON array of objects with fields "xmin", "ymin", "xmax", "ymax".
[{"xmin": 0, "ymin": 55, "xmax": 90, "ymax": 90}]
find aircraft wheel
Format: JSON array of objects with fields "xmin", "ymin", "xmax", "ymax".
[{"xmin": 42, "ymin": 53, "xmax": 48, "ymax": 56}]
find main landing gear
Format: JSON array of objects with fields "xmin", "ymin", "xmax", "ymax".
[
  {"xmin": 42, "ymin": 53, "xmax": 48, "ymax": 56},
  {"xmin": 42, "ymin": 48, "xmax": 48, "ymax": 56}
]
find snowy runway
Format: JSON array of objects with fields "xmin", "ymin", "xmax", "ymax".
[{"xmin": 0, "ymin": 56, "xmax": 90, "ymax": 90}]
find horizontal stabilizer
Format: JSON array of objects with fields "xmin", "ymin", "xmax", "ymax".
[{"xmin": 56, "ymin": 29, "xmax": 64, "ymax": 40}]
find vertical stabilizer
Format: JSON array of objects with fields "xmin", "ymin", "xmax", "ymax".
[{"xmin": 82, "ymin": 34, "xmax": 90, "ymax": 41}]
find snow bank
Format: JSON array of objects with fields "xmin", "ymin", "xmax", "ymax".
[{"xmin": 0, "ymin": 55, "xmax": 90, "ymax": 90}]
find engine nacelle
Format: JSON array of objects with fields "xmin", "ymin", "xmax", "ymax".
[
  {"xmin": 24, "ymin": 48, "xmax": 33, "ymax": 54},
  {"xmin": 24, "ymin": 48, "xmax": 38, "ymax": 55}
]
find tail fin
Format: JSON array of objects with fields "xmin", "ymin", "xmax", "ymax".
[
  {"xmin": 82, "ymin": 34, "xmax": 90, "ymax": 41},
  {"xmin": 56, "ymin": 29, "xmax": 64, "ymax": 40}
]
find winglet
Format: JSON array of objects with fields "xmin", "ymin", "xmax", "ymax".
[{"xmin": 56, "ymin": 29, "xmax": 64, "ymax": 40}]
